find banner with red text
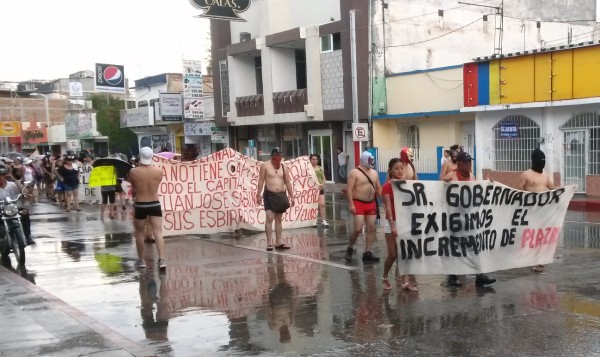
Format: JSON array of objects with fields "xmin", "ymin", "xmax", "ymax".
[
  {"xmin": 150, "ymin": 149, "xmax": 319, "ymax": 236},
  {"xmin": 393, "ymin": 180, "xmax": 575, "ymax": 274}
]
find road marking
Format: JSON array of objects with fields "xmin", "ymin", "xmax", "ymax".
[{"xmin": 210, "ymin": 240, "xmax": 358, "ymax": 271}]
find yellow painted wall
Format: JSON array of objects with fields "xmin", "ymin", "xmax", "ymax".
[
  {"xmin": 499, "ymin": 56, "xmax": 535, "ymax": 104},
  {"xmin": 552, "ymin": 50, "xmax": 573, "ymax": 100},
  {"xmin": 489, "ymin": 61, "xmax": 500, "ymax": 105},
  {"xmin": 373, "ymin": 113, "xmax": 474, "ymax": 150},
  {"xmin": 534, "ymin": 53, "xmax": 552, "ymax": 101},
  {"xmin": 572, "ymin": 46, "xmax": 600, "ymax": 99},
  {"xmin": 386, "ymin": 67, "xmax": 464, "ymax": 115}
]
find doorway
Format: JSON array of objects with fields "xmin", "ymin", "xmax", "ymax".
[{"xmin": 308, "ymin": 130, "xmax": 333, "ymax": 182}]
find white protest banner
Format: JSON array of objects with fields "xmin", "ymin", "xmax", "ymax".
[
  {"xmin": 146, "ymin": 148, "xmax": 319, "ymax": 236},
  {"xmin": 79, "ymin": 164, "xmax": 99, "ymax": 202},
  {"xmin": 393, "ymin": 180, "xmax": 575, "ymax": 275}
]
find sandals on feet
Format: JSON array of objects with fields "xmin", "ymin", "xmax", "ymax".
[
  {"xmin": 532, "ymin": 265, "xmax": 544, "ymax": 273},
  {"xmin": 402, "ymin": 282, "xmax": 418, "ymax": 292},
  {"xmin": 266, "ymin": 245, "xmax": 274, "ymax": 251},
  {"xmin": 382, "ymin": 277, "xmax": 392, "ymax": 290},
  {"xmin": 274, "ymin": 244, "xmax": 290, "ymax": 250}
]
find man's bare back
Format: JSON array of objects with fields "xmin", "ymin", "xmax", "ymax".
[
  {"xmin": 517, "ymin": 169, "xmax": 554, "ymax": 192},
  {"xmin": 348, "ymin": 167, "xmax": 378, "ymax": 202},
  {"xmin": 128, "ymin": 165, "xmax": 163, "ymax": 201}
]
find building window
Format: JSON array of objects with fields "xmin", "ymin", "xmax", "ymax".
[
  {"xmin": 254, "ymin": 56, "xmax": 263, "ymax": 95},
  {"xmin": 320, "ymin": 33, "xmax": 341, "ymax": 53},
  {"xmin": 398, "ymin": 124, "xmax": 420, "ymax": 158},
  {"xmin": 295, "ymin": 50, "xmax": 307, "ymax": 89},
  {"xmin": 219, "ymin": 60, "xmax": 230, "ymax": 116},
  {"xmin": 493, "ymin": 115, "xmax": 540, "ymax": 171}
]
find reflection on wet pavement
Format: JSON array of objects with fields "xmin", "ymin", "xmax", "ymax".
[{"xmin": 12, "ymin": 195, "xmax": 600, "ymax": 355}]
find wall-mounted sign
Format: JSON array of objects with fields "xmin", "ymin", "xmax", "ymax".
[
  {"xmin": 211, "ymin": 126, "xmax": 228, "ymax": 144},
  {"xmin": 499, "ymin": 121, "xmax": 519, "ymax": 139},
  {"xmin": 120, "ymin": 108, "xmax": 152, "ymax": 128},
  {"xmin": 69, "ymin": 81, "xmax": 83, "ymax": 97},
  {"xmin": 159, "ymin": 93, "xmax": 183, "ymax": 122},
  {"xmin": 95, "ymin": 63, "xmax": 125, "ymax": 94},
  {"xmin": 184, "ymin": 122, "xmax": 214, "ymax": 136},
  {"xmin": 0, "ymin": 121, "xmax": 21, "ymax": 137},
  {"xmin": 352, "ymin": 123, "xmax": 369, "ymax": 141},
  {"xmin": 189, "ymin": 0, "xmax": 252, "ymax": 21}
]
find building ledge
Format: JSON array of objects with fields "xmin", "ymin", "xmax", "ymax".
[{"xmin": 461, "ymin": 97, "xmax": 600, "ymax": 113}]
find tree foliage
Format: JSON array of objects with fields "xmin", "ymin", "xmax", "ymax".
[{"xmin": 91, "ymin": 94, "xmax": 138, "ymax": 156}]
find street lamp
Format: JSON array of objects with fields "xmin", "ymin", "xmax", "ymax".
[{"xmin": 29, "ymin": 93, "xmax": 51, "ymax": 147}]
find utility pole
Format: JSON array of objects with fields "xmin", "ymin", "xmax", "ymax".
[
  {"xmin": 459, "ymin": 0, "xmax": 503, "ymax": 55},
  {"xmin": 350, "ymin": 9, "xmax": 360, "ymax": 166}
]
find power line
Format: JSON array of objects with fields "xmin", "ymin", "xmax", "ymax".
[{"xmin": 385, "ymin": 17, "xmax": 482, "ymax": 48}]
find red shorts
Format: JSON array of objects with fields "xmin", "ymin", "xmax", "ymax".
[{"xmin": 352, "ymin": 199, "xmax": 377, "ymax": 216}]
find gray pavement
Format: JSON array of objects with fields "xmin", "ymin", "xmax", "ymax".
[{"xmin": 1, "ymin": 187, "xmax": 600, "ymax": 356}]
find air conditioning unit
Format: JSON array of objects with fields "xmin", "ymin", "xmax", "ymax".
[{"xmin": 240, "ymin": 32, "xmax": 251, "ymax": 42}]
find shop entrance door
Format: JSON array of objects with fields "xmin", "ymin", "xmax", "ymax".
[
  {"xmin": 563, "ymin": 130, "xmax": 586, "ymax": 192},
  {"xmin": 308, "ymin": 130, "xmax": 333, "ymax": 182}
]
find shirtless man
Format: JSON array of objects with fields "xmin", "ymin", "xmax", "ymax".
[
  {"xmin": 516, "ymin": 148, "xmax": 555, "ymax": 273},
  {"xmin": 345, "ymin": 151, "xmax": 382, "ymax": 263},
  {"xmin": 128, "ymin": 147, "xmax": 166, "ymax": 271},
  {"xmin": 445, "ymin": 151, "xmax": 496, "ymax": 286},
  {"xmin": 439, "ymin": 144, "xmax": 460, "ymax": 181},
  {"xmin": 256, "ymin": 147, "xmax": 295, "ymax": 251}
]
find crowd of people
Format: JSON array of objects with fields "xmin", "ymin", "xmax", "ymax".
[{"xmin": 259, "ymin": 144, "xmax": 557, "ymax": 293}]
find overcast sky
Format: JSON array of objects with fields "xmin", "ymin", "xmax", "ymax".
[{"xmin": 0, "ymin": 0, "xmax": 211, "ymax": 82}]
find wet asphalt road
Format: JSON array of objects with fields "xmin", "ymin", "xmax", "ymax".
[{"xmin": 5, "ymin": 194, "xmax": 600, "ymax": 356}]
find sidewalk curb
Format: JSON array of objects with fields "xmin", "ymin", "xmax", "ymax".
[{"xmin": 1, "ymin": 266, "xmax": 149, "ymax": 357}]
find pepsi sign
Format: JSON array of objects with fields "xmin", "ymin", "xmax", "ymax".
[
  {"xmin": 95, "ymin": 63, "xmax": 126, "ymax": 94},
  {"xmin": 189, "ymin": 0, "xmax": 252, "ymax": 21}
]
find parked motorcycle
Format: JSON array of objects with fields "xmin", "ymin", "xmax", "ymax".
[{"xmin": 0, "ymin": 182, "xmax": 31, "ymax": 266}]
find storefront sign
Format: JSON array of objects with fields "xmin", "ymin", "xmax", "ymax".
[
  {"xmin": 120, "ymin": 108, "xmax": 152, "ymax": 128},
  {"xmin": 184, "ymin": 122, "xmax": 214, "ymax": 136},
  {"xmin": 189, "ymin": 0, "xmax": 252, "ymax": 21},
  {"xmin": 22, "ymin": 128, "xmax": 48, "ymax": 145},
  {"xmin": 0, "ymin": 121, "xmax": 21, "ymax": 137},
  {"xmin": 183, "ymin": 59, "xmax": 203, "ymax": 120},
  {"xmin": 159, "ymin": 93, "xmax": 184, "ymax": 122},
  {"xmin": 211, "ymin": 126, "xmax": 228, "ymax": 144}
]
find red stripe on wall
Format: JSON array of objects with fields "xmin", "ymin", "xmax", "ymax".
[{"xmin": 463, "ymin": 63, "xmax": 479, "ymax": 107}]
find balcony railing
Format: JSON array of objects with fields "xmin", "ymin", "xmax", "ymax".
[
  {"xmin": 235, "ymin": 95, "xmax": 264, "ymax": 117},
  {"xmin": 273, "ymin": 89, "xmax": 307, "ymax": 114}
]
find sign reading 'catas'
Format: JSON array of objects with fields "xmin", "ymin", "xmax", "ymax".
[
  {"xmin": 150, "ymin": 148, "xmax": 319, "ymax": 236},
  {"xmin": 393, "ymin": 180, "xmax": 575, "ymax": 275},
  {"xmin": 189, "ymin": 0, "xmax": 252, "ymax": 21}
]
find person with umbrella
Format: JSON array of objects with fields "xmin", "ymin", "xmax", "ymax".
[{"xmin": 92, "ymin": 156, "xmax": 133, "ymax": 219}]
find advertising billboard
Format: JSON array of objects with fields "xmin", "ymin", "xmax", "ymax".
[{"xmin": 95, "ymin": 63, "xmax": 125, "ymax": 94}]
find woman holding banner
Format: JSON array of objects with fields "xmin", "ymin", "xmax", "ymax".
[
  {"xmin": 382, "ymin": 148, "xmax": 419, "ymax": 291},
  {"xmin": 310, "ymin": 154, "xmax": 329, "ymax": 227}
]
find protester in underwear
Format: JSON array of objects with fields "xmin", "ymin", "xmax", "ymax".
[
  {"xmin": 310, "ymin": 154, "xmax": 329, "ymax": 227},
  {"xmin": 444, "ymin": 151, "xmax": 496, "ymax": 287},
  {"xmin": 128, "ymin": 147, "xmax": 167, "ymax": 271},
  {"xmin": 516, "ymin": 148, "xmax": 556, "ymax": 273},
  {"xmin": 382, "ymin": 148, "xmax": 420, "ymax": 291},
  {"xmin": 256, "ymin": 147, "xmax": 295, "ymax": 251},
  {"xmin": 344, "ymin": 151, "xmax": 382, "ymax": 263}
]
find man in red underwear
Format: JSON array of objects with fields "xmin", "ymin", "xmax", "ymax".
[{"xmin": 345, "ymin": 151, "xmax": 382, "ymax": 262}]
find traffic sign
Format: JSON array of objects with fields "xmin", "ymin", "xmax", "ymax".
[{"xmin": 352, "ymin": 123, "xmax": 369, "ymax": 141}]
